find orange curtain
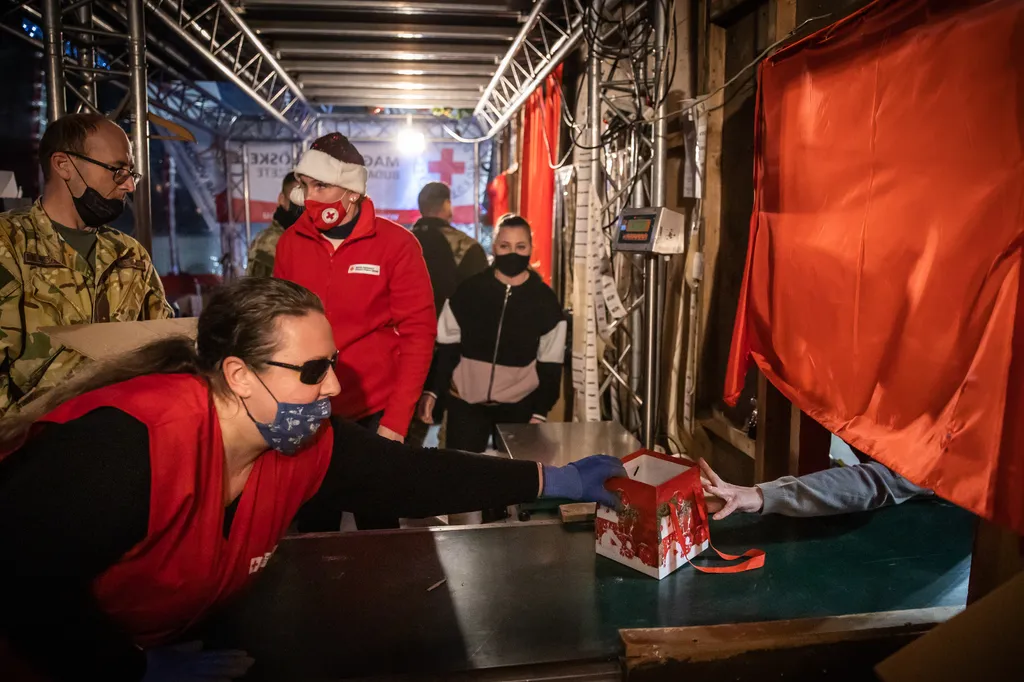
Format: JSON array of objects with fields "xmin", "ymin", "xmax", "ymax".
[
  {"xmin": 486, "ymin": 172, "xmax": 510, "ymax": 226},
  {"xmin": 519, "ymin": 66, "xmax": 563, "ymax": 285},
  {"xmin": 726, "ymin": 0, "xmax": 1024, "ymax": 532}
]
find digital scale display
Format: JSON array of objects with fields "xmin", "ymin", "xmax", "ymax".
[
  {"xmin": 619, "ymin": 216, "xmax": 654, "ymax": 243},
  {"xmin": 613, "ymin": 207, "xmax": 685, "ymax": 254}
]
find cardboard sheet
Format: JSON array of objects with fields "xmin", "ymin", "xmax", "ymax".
[
  {"xmin": 40, "ymin": 318, "xmax": 197, "ymax": 362},
  {"xmin": 876, "ymin": 572, "xmax": 1024, "ymax": 682}
]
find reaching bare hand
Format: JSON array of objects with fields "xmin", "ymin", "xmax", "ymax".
[
  {"xmin": 699, "ymin": 458, "xmax": 764, "ymax": 520},
  {"xmin": 417, "ymin": 394, "xmax": 436, "ymax": 424}
]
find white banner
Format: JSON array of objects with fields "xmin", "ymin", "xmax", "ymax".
[{"xmin": 220, "ymin": 140, "xmax": 478, "ymax": 226}]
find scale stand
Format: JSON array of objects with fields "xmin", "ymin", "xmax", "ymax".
[{"xmin": 611, "ymin": 207, "xmax": 688, "ymax": 449}]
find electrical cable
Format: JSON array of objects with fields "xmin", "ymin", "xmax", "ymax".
[{"xmin": 632, "ymin": 13, "xmax": 832, "ymax": 129}]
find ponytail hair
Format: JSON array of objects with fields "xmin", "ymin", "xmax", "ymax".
[
  {"xmin": 0, "ymin": 277, "xmax": 323, "ymax": 453},
  {"xmin": 495, "ymin": 213, "xmax": 533, "ymax": 242}
]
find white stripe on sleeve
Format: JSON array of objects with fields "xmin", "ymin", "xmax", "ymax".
[
  {"xmin": 537, "ymin": 320, "xmax": 567, "ymax": 364},
  {"xmin": 437, "ymin": 300, "xmax": 462, "ymax": 344}
]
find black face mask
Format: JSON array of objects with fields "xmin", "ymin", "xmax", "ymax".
[
  {"xmin": 273, "ymin": 203, "xmax": 304, "ymax": 228},
  {"xmin": 65, "ymin": 164, "xmax": 126, "ymax": 228},
  {"xmin": 494, "ymin": 252, "xmax": 530, "ymax": 277}
]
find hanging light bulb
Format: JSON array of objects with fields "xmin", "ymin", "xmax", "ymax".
[{"xmin": 396, "ymin": 114, "xmax": 426, "ymax": 156}]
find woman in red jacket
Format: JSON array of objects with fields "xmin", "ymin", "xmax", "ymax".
[
  {"xmin": 0, "ymin": 277, "xmax": 624, "ymax": 682},
  {"xmin": 273, "ymin": 132, "xmax": 437, "ymax": 530}
]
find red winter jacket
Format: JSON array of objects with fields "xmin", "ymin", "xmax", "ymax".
[{"xmin": 273, "ymin": 197, "xmax": 436, "ymax": 436}]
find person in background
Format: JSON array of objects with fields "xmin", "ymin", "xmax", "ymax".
[
  {"xmin": 273, "ymin": 132, "xmax": 436, "ymax": 531},
  {"xmin": 698, "ymin": 450, "xmax": 932, "ymax": 519},
  {"xmin": 419, "ymin": 214, "xmax": 566, "ymax": 453},
  {"xmin": 0, "ymin": 277, "xmax": 625, "ymax": 682},
  {"xmin": 0, "ymin": 113, "xmax": 171, "ymax": 417},
  {"xmin": 410, "ymin": 181, "xmax": 489, "ymax": 317},
  {"xmin": 246, "ymin": 172, "xmax": 303, "ymax": 278},
  {"xmin": 408, "ymin": 181, "xmax": 489, "ymax": 445}
]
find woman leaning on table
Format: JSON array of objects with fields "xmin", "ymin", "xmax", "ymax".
[{"xmin": 0, "ymin": 277, "xmax": 623, "ymax": 682}]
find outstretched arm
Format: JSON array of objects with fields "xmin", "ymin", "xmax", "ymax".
[{"xmin": 700, "ymin": 458, "xmax": 931, "ymax": 519}]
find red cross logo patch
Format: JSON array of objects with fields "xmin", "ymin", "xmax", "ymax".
[{"xmin": 321, "ymin": 207, "xmax": 340, "ymax": 224}]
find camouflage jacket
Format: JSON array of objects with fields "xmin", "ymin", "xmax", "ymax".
[
  {"xmin": 0, "ymin": 201, "xmax": 172, "ymax": 414},
  {"xmin": 246, "ymin": 220, "xmax": 287, "ymax": 278},
  {"xmin": 439, "ymin": 224, "xmax": 486, "ymax": 275}
]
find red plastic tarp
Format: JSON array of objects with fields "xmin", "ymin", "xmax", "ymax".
[
  {"xmin": 519, "ymin": 66, "xmax": 563, "ymax": 285},
  {"xmin": 726, "ymin": 0, "xmax": 1024, "ymax": 532}
]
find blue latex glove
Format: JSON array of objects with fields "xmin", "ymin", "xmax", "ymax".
[{"xmin": 542, "ymin": 455, "xmax": 627, "ymax": 508}]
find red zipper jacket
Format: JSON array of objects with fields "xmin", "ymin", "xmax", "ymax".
[{"xmin": 273, "ymin": 197, "xmax": 436, "ymax": 436}]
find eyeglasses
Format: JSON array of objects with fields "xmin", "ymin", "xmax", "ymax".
[
  {"xmin": 266, "ymin": 351, "xmax": 339, "ymax": 385},
  {"xmin": 63, "ymin": 151, "xmax": 142, "ymax": 186}
]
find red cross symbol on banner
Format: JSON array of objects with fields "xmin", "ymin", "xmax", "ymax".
[{"xmin": 428, "ymin": 148, "xmax": 466, "ymax": 185}]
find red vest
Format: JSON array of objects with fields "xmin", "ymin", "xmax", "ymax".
[{"xmin": 37, "ymin": 374, "xmax": 333, "ymax": 646}]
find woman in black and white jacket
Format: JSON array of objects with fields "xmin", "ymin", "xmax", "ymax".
[{"xmin": 418, "ymin": 215, "xmax": 567, "ymax": 452}]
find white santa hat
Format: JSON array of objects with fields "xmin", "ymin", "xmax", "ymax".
[{"xmin": 290, "ymin": 132, "xmax": 368, "ymax": 205}]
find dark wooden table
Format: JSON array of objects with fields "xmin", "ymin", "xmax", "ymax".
[{"xmin": 195, "ymin": 499, "xmax": 973, "ymax": 681}]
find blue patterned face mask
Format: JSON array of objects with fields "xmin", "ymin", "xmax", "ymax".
[{"xmin": 243, "ymin": 373, "xmax": 332, "ymax": 455}]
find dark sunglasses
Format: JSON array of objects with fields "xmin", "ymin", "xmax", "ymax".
[
  {"xmin": 266, "ymin": 351, "xmax": 339, "ymax": 385},
  {"xmin": 63, "ymin": 150, "xmax": 142, "ymax": 186}
]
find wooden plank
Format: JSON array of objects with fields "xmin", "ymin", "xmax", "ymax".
[
  {"xmin": 788, "ymin": 405, "xmax": 832, "ymax": 476},
  {"xmin": 559, "ymin": 502, "xmax": 597, "ymax": 523},
  {"xmin": 776, "ymin": 0, "xmax": 798, "ymax": 34},
  {"xmin": 711, "ymin": 0, "xmax": 760, "ymax": 25},
  {"xmin": 699, "ymin": 409, "xmax": 755, "ymax": 459},
  {"xmin": 877, "ymin": 573, "xmax": 1024, "ymax": 682},
  {"xmin": 694, "ymin": 19, "xmax": 726, "ymax": 413},
  {"xmin": 755, "ymin": 371, "xmax": 830, "ymax": 480},
  {"xmin": 967, "ymin": 519, "xmax": 1022, "ymax": 603},
  {"xmin": 622, "ymin": 606, "xmax": 962, "ymax": 667},
  {"xmin": 739, "ymin": 0, "xmax": 833, "ymax": 484},
  {"xmin": 754, "ymin": 371, "xmax": 791, "ymax": 482}
]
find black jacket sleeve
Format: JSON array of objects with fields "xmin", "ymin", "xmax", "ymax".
[
  {"xmin": 532, "ymin": 362, "xmax": 564, "ymax": 418},
  {"xmin": 414, "ymin": 227, "xmax": 459, "ymax": 317},
  {"xmin": 301, "ymin": 417, "xmax": 540, "ymax": 519},
  {"xmin": 426, "ymin": 295, "xmax": 463, "ymax": 398},
  {"xmin": 0, "ymin": 408, "xmax": 151, "ymax": 682},
  {"xmin": 456, "ymin": 243, "xmax": 490, "ymax": 284},
  {"xmin": 530, "ymin": 299, "xmax": 567, "ymax": 418},
  {"xmin": 427, "ymin": 343, "xmax": 462, "ymax": 397}
]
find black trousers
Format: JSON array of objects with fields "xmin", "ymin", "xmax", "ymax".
[
  {"xmin": 445, "ymin": 397, "xmax": 535, "ymax": 523},
  {"xmin": 294, "ymin": 411, "xmax": 401, "ymax": 532},
  {"xmin": 445, "ymin": 397, "xmax": 535, "ymax": 454}
]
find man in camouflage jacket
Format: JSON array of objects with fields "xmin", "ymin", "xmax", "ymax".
[
  {"xmin": 0, "ymin": 113, "xmax": 171, "ymax": 415},
  {"xmin": 410, "ymin": 182, "xmax": 489, "ymax": 317},
  {"xmin": 246, "ymin": 172, "xmax": 303, "ymax": 278},
  {"xmin": 408, "ymin": 182, "xmax": 489, "ymax": 447}
]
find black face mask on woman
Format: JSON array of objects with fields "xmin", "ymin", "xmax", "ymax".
[{"xmin": 493, "ymin": 252, "xmax": 530, "ymax": 277}]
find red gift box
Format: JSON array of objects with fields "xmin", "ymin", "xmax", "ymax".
[{"xmin": 595, "ymin": 450, "xmax": 765, "ymax": 579}]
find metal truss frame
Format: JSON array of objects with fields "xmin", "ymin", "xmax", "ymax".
[
  {"xmin": 317, "ymin": 114, "xmax": 486, "ymax": 142},
  {"xmin": 12, "ymin": 0, "xmax": 158, "ymax": 250},
  {"xmin": 579, "ymin": 0, "xmax": 669, "ymax": 447},
  {"xmin": 218, "ymin": 139, "xmax": 248, "ymax": 282},
  {"xmin": 144, "ymin": 0, "xmax": 316, "ymax": 137},
  {"xmin": 473, "ymin": 0, "xmax": 586, "ymax": 138},
  {"xmin": 3, "ymin": 2, "xmax": 247, "ymax": 134}
]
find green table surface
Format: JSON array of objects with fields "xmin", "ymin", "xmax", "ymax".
[{"xmin": 197, "ymin": 499, "xmax": 972, "ymax": 680}]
